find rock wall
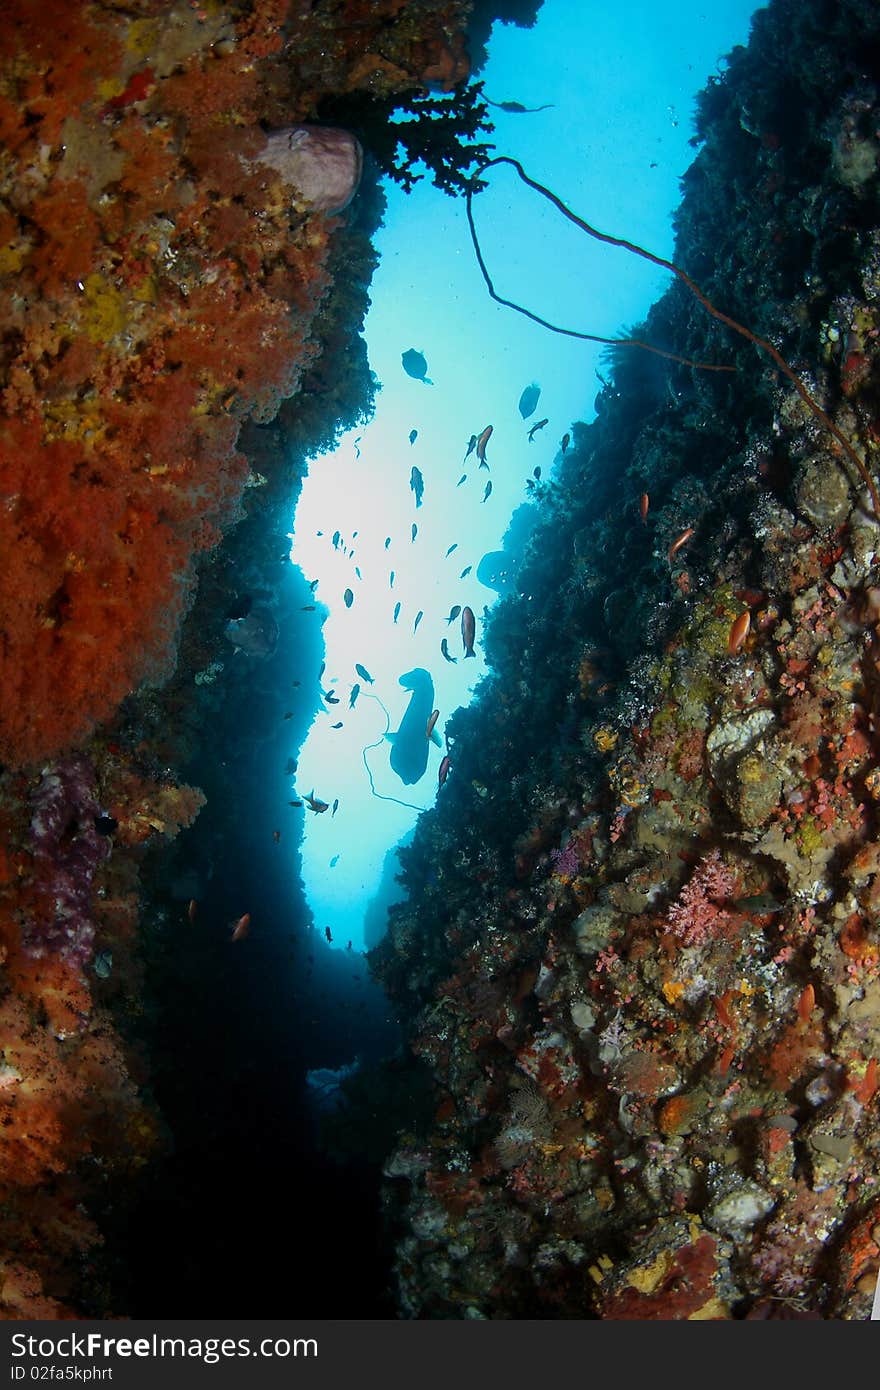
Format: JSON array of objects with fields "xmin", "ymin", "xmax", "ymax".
[
  {"xmin": 372, "ymin": 0, "xmax": 880, "ymax": 1319},
  {"xmin": 0, "ymin": 0, "xmax": 536, "ymax": 1320}
]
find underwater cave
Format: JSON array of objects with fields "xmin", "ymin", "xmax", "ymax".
[{"xmin": 2, "ymin": 0, "xmax": 880, "ymax": 1327}]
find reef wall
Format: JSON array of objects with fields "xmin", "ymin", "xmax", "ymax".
[
  {"xmin": 0, "ymin": 0, "xmax": 542, "ymax": 1320},
  {"xmin": 372, "ymin": 0, "xmax": 880, "ymax": 1319}
]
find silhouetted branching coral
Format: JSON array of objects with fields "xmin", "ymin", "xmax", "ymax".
[{"xmin": 321, "ymin": 82, "xmax": 495, "ymax": 196}]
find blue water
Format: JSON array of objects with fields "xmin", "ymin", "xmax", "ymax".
[{"xmin": 290, "ymin": 0, "xmax": 760, "ymax": 952}]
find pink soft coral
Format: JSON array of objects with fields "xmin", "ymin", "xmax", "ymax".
[{"xmin": 667, "ymin": 849, "xmax": 738, "ymax": 947}]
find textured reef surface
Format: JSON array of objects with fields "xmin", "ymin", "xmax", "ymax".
[
  {"xmin": 4, "ymin": 0, "xmax": 880, "ymax": 1322},
  {"xmin": 0, "ymin": 0, "xmax": 541, "ymax": 1319},
  {"xmin": 370, "ymin": 0, "xmax": 880, "ymax": 1319}
]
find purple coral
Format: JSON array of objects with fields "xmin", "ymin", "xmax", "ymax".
[
  {"xmin": 25, "ymin": 755, "xmax": 111, "ymax": 968},
  {"xmin": 667, "ymin": 849, "xmax": 738, "ymax": 947},
  {"xmin": 550, "ymin": 840, "xmax": 580, "ymax": 878}
]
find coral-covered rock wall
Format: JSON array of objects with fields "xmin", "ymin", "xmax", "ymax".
[
  {"xmin": 0, "ymin": 0, "xmax": 477, "ymax": 767},
  {"xmin": 372, "ymin": 0, "xmax": 880, "ymax": 1319},
  {"xmin": 0, "ymin": 0, "xmax": 533, "ymax": 1320}
]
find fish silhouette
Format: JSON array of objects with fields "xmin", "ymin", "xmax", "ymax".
[
  {"xmin": 386, "ymin": 669, "xmax": 441, "ymax": 785},
  {"xmin": 518, "ymin": 383, "xmax": 541, "ymax": 419},
  {"xmin": 484, "ymin": 97, "xmax": 554, "ymax": 114},
  {"xmin": 402, "ymin": 348, "xmax": 433, "ymax": 384}
]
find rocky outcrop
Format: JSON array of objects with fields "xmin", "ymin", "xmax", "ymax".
[{"xmin": 373, "ymin": 0, "xmax": 880, "ymax": 1320}]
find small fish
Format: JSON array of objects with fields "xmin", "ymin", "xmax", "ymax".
[
  {"xmin": 475, "ymin": 425, "xmax": 493, "ymax": 466},
  {"xmin": 445, "ymin": 543, "xmax": 458, "ymax": 557},
  {"xmin": 639, "ymin": 492, "xmax": 649, "ymax": 524},
  {"xmin": 188, "ymin": 898, "xmax": 198, "ymax": 923},
  {"xmin": 324, "ymin": 690, "xmax": 340, "ymax": 704},
  {"xmin": 355, "ymin": 663, "xmax": 374, "ymax": 684},
  {"xmin": 560, "ymin": 432, "xmax": 570, "ymax": 454},
  {"xmin": 332, "ymin": 531, "xmax": 340, "ymax": 550},
  {"xmin": 533, "ymin": 466, "xmax": 542, "ymax": 480},
  {"xmin": 456, "ymin": 474, "xmax": 468, "ymax": 487},
  {"xmin": 349, "ymin": 684, "xmax": 361, "ymax": 709},
  {"xmin": 385, "ymin": 536, "xmax": 391, "ymax": 549},
  {"xmin": 463, "ymin": 434, "xmax": 477, "ymax": 462},
  {"xmin": 461, "ymin": 605, "xmax": 476, "ymax": 658},
  {"xmin": 231, "ymin": 912, "xmax": 251, "ymax": 942},
  {"xmin": 93, "ymin": 949, "xmax": 112, "ymax": 979},
  {"xmin": 413, "ymin": 610, "xmax": 424, "ymax": 635},
  {"xmin": 481, "ymin": 480, "xmax": 493, "ymax": 503},
  {"xmin": 426, "ymin": 709, "xmax": 440, "ymax": 740},
  {"xmin": 411, "ymin": 524, "xmax": 418, "ymax": 543},
  {"xmin": 518, "ymin": 382, "xmax": 541, "ymax": 419},
  {"xmin": 355, "ymin": 567, "xmax": 362, "ymax": 580},
  {"xmin": 736, "ymin": 892, "xmax": 785, "ymax": 914},
  {"xmin": 459, "ymin": 565, "xmax": 472, "ymax": 579},
  {"xmin": 409, "ymin": 429, "xmax": 418, "ymax": 445},
  {"xmin": 331, "ymin": 721, "xmax": 344, "ymax": 729},
  {"xmin": 292, "ymin": 680, "xmax": 301, "ymax": 687},
  {"xmin": 330, "ymin": 855, "xmax": 340, "ymax": 868},
  {"xmin": 283, "ymin": 711, "xmax": 293, "ymax": 719},
  {"xmin": 325, "ymin": 926, "xmax": 333, "ymax": 943},
  {"xmin": 332, "ymin": 798, "xmax": 339, "ymax": 816},
  {"xmin": 728, "ymin": 610, "xmax": 751, "ymax": 655},
  {"xmin": 528, "ymin": 417, "xmax": 548, "ymax": 442},
  {"xmin": 343, "ymin": 588, "xmax": 354, "ymax": 608},
  {"xmin": 301, "ymin": 605, "xmax": 316, "ymax": 611},
  {"xmin": 305, "ymin": 790, "xmax": 329, "ymax": 813},
  {"xmin": 440, "ymin": 637, "xmax": 457, "ymax": 663},
  {"xmin": 401, "ymin": 348, "xmax": 433, "ymax": 384},
  {"xmin": 353, "ymin": 435, "xmax": 362, "ymax": 459},
  {"xmin": 289, "ymin": 800, "xmax": 303, "ymax": 807},
  {"xmin": 393, "ymin": 601, "xmax": 401, "ymax": 624},
  {"xmin": 308, "ymin": 578, "xmax": 319, "ymax": 591},
  {"xmin": 447, "ymin": 604, "xmax": 462, "ymax": 625},
  {"xmin": 273, "ymin": 830, "xmax": 281, "ymax": 843},
  {"xmin": 438, "ymin": 754, "xmax": 451, "ymax": 788},
  {"xmin": 285, "ymin": 757, "xmax": 298, "ymax": 775},
  {"xmin": 390, "ymin": 571, "xmax": 395, "ymax": 589},
  {"xmin": 667, "ymin": 526, "xmax": 695, "ymax": 563},
  {"xmin": 484, "ymin": 97, "xmax": 554, "ymax": 113},
  {"xmin": 410, "ymin": 466, "xmax": 424, "ymax": 508}
]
